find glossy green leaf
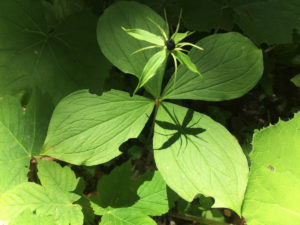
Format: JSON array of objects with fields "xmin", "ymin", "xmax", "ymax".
[
  {"xmin": 0, "ymin": 0, "xmax": 111, "ymax": 103},
  {"xmin": 0, "ymin": 91, "xmax": 52, "ymax": 195},
  {"xmin": 43, "ymin": 90, "xmax": 154, "ymax": 166},
  {"xmin": 242, "ymin": 113, "xmax": 300, "ymax": 225},
  {"xmin": 234, "ymin": 0, "xmax": 300, "ymax": 44},
  {"xmin": 0, "ymin": 161, "xmax": 83, "ymax": 225},
  {"xmin": 97, "ymin": 1, "xmax": 168, "ymax": 97},
  {"xmin": 153, "ymin": 102, "xmax": 248, "ymax": 215},
  {"xmin": 291, "ymin": 74, "xmax": 300, "ymax": 87},
  {"xmin": 136, "ymin": 49, "xmax": 168, "ymax": 92},
  {"xmin": 173, "ymin": 50, "xmax": 202, "ymax": 77},
  {"xmin": 100, "ymin": 208, "xmax": 156, "ymax": 225},
  {"xmin": 122, "ymin": 28, "xmax": 164, "ymax": 45},
  {"xmin": 162, "ymin": 32, "xmax": 263, "ymax": 101}
]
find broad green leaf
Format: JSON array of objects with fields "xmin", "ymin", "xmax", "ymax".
[
  {"xmin": 234, "ymin": 0, "xmax": 300, "ymax": 44},
  {"xmin": 153, "ymin": 102, "xmax": 248, "ymax": 215},
  {"xmin": 10, "ymin": 210, "xmax": 55, "ymax": 225},
  {"xmin": 122, "ymin": 28, "xmax": 164, "ymax": 45},
  {"xmin": 131, "ymin": 171, "xmax": 170, "ymax": 216},
  {"xmin": 178, "ymin": 0, "xmax": 235, "ymax": 32},
  {"xmin": 162, "ymin": 32, "xmax": 263, "ymax": 101},
  {"xmin": 37, "ymin": 159, "xmax": 79, "ymax": 193},
  {"xmin": 0, "ymin": 0, "xmax": 111, "ymax": 103},
  {"xmin": 136, "ymin": 49, "xmax": 168, "ymax": 92},
  {"xmin": 291, "ymin": 74, "xmax": 300, "ymax": 87},
  {"xmin": 97, "ymin": 1, "xmax": 168, "ymax": 97},
  {"xmin": 0, "ymin": 91, "xmax": 52, "ymax": 195},
  {"xmin": 100, "ymin": 208, "xmax": 156, "ymax": 225},
  {"xmin": 91, "ymin": 162, "xmax": 170, "ymax": 216},
  {"xmin": 242, "ymin": 113, "xmax": 300, "ymax": 225},
  {"xmin": 43, "ymin": 90, "xmax": 154, "ymax": 166},
  {"xmin": 90, "ymin": 161, "xmax": 138, "ymax": 214},
  {"xmin": 173, "ymin": 50, "xmax": 201, "ymax": 77},
  {"xmin": 0, "ymin": 161, "xmax": 83, "ymax": 225}
]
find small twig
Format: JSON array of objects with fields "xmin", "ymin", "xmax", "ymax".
[
  {"xmin": 264, "ymin": 45, "xmax": 276, "ymax": 53},
  {"xmin": 170, "ymin": 213, "xmax": 232, "ymax": 225}
]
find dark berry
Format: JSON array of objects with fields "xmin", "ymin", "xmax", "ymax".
[{"xmin": 165, "ymin": 39, "xmax": 175, "ymax": 50}]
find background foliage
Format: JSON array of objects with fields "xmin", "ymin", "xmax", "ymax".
[{"xmin": 0, "ymin": 0, "xmax": 299, "ymax": 225}]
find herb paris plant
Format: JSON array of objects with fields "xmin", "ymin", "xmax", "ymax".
[
  {"xmin": 42, "ymin": 1, "xmax": 263, "ymax": 216},
  {"xmin": 122, "ymin": 10, "xmax": 203, "ymax": 93}
]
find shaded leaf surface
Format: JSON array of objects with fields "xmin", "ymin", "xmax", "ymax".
[
  {"xmin": 43, "ymin": 90, "xmax": 154, "ymax": 166},
  {"xmin": 242, "ymin": 113, "xmax": 300, "ymax": 225},
  {"xmin": 162, "ymin": 32, "xmax": 263, "ymax": 101},
  {"xmin": 91, "ymin": 161, "xmax": 171, "ymax": 224},
  {"xmin": 0, "ymin": 91, "xmax": 52, "ymax": 195},
  {"xmin": 0, "ymin": 0, "xmax": 111, "ymax": 103},
  {"xmin": 234, "ymin": 0, "xmax": 300, "ymax": 44},
  {"xmin": 154, "ymin": 102, "xmax": 248, "ymax": 215}
]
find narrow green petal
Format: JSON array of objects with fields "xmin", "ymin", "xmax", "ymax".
[
  {"xmin": 176, "ymin": 42, "xmax": 204, "ymax": 51},
  {"xmin": 131, "ymin": 45, "xmax": 162, "ymax": 55},
  {"xmin": 122, "ymin": 27, "xmax": 164, "ymax": 45},
  {"xmin": 173, "ymin": 31, "xmax": 195, "ymax": 44},
  {"xmin": 134, "ymin": 50, "xmax": 168, "ymax": 93},
  {"xmin": 173, "ymin": 50, "xmax": 202, "ymax": 78},
  {"xmin": 171, "ymin": 9, "xmax": 183, "ymax": 39},
  {"xmin": 146, "ymin": 17, "xmax": 168, "ymax": 41}
]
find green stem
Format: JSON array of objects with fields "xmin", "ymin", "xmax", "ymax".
[{"xmin": 145, "ymin": 99, "xmax": 160, "ymax": 147}]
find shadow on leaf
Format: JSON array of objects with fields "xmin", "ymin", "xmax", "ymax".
[{"xmin": 155, "ymin": 106, "xmax": 206, "ymax": 151}]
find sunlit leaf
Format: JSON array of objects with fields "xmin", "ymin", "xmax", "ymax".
[{"xmin": 242, "ymin": 113, "xmax": 300, "ymax": 225}]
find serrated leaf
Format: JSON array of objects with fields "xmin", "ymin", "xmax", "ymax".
[
  {"xmin": 97, "ymin": 1, "xmax": 168, "ymax": 97},
  {"xmin": 131, "ymin": 171, "xmax": 170, "ymax": 216},
  {"xmin": 153, "ymin": 102, "xmax": 248, "ymax": 215},
  {"xmin": 91, "ymin": 161, "xmax": 137, "ymax": 214},
  {"xmin": 162, "ymin": 32, "xmax": 263, "ymax": 101},
  {"xmin": 122, "ymin": 28, "xmax": 165, "ymax": 45},
  {"xmin": 0, "ymin": 90, "xmax": 52, "ymax": 195},
  {"xmin": 0, "ymin": 0, "xmax": 111, "ymax": 103},
  {"xmin": 242, "ymin": 113, "xmax": 300, "ymax": 225},
  {"xmin": 136, "ymin": 49, "xmax": 168, "ymax": 92},
  {"xmin": 37, "ymin": 159, "xmax": 79, "ymax": 193},
  {"xmin": 100, "ymin": 208, "xmax": 156, "ymax": 225},
  {"xmin": 0, "ymin": 160, "xmax": 83, "ymax": 225},
  {"xmin": 91, "ymin": 162, "xmax": 171, "ymax": 218},
  {"xmin": 43, "ymin": 90, "xmax": 154, "ymax": 166},
  {"xmin": 234, "ymin": 0, "xmax": 300, "ymax": 44},
  {"xmin": 291, "ymin": 74, "xmax": 300, "ymax": 87}
]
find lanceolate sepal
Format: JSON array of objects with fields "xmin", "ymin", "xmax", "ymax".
[{"xmin": 122, "ymin": 9, "xmax": 204, "ymax": 93}]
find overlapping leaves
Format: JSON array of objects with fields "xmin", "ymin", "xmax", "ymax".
[{"xmin": 0, "ymin": 160, "xmax": 83, "ymax": 225}]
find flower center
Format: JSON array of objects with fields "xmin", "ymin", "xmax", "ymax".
[{"xmin": 165, "ymin": 39, "xmax": 175, "ymax": 50}]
